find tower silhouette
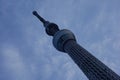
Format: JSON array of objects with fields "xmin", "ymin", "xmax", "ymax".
[{"xmin": 33, "ymin": 11, "xmax": 120, "ymax": 80}]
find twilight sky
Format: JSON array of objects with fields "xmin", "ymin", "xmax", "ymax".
[{"xmin": 0, "ymin": 0, "xmax": 120, "ymax": 80}]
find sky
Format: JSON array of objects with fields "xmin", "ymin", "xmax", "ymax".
[{"xmin": 0, "ymin": 0, "xmax": 120, "ymax": 80}]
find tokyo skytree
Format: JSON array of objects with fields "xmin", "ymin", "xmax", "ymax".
[{"xmin": 33, "ymin": 11, "xmax": 120, "ymax": 80}]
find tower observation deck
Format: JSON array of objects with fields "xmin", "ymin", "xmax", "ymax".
[{"xmin": 33, "ymin": 11, "xmax": 120, "ymax": 80}]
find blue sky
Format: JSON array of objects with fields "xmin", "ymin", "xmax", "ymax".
[{"xmin": 0, "ymin": 0, "xmax": 120, "ymax": 80}]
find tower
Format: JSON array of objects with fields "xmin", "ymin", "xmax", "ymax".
[{"xmin": 33, "ymin": 11, "xmax": 120, "ymax": 80}]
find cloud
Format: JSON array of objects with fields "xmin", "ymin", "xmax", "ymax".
[
  {"xmin": 1, "ymin": 44, "xmax": 33, "ymax": 80},
  {"xmin": 0, "ymin": 0, "xmax": 120, "ymax": 80}
]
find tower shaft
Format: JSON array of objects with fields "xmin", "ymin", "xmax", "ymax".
[{"xmin": 64, "ymin": 40, "xmax": 120, "ymax": 80}]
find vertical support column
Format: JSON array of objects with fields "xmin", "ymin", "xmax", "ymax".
[{"xmin": 64, "ymin": 40, "xmax": 120, "ymax": 80}]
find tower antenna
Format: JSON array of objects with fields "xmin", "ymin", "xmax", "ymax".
[{"xmin": 33, "ymin": 11, "xmax": 46, "ymax": 25}]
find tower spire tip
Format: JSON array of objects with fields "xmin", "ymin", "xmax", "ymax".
[
  {"xmin": 32, "ymin": 11, "xmax": 38, "ymax": 16},
  {"xmin": 32, "ymin": 10, "xmax": 46, "ymax": 25}
]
